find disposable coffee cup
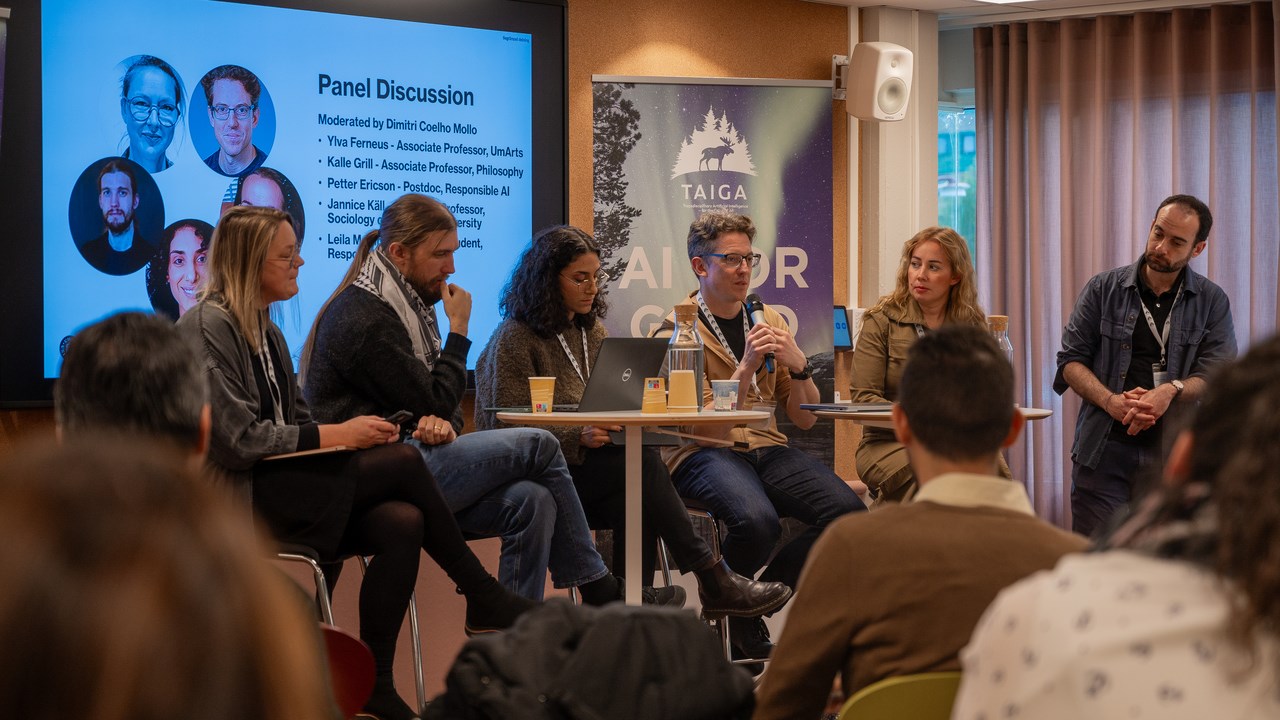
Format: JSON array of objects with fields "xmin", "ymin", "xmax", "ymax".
[
  {"xmin": 641, "ymin": 377, "xmax": 668, "ymax": 414},
  {"xmin": 529, "ymin": 377, "xmax": 556, "ymax": 413},
  {"xmin": 711, "ymin": 379, "xmax": 739, "ymax": 411}
]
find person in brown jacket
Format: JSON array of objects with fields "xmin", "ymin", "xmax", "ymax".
[{"xmin": 754, "ymin": 325, "xmax": 1088, "ymax": 720}]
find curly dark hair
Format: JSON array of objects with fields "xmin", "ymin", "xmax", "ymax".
[
  {"xmin": 146, "ymin": 219, "xmax": 213, "ymax": 320},
  {"xmin": 499, "ymin": 225, "xmax": 607, "ymax": 338},
  {"xmin": 1190, "ymin": 334, "xmax": 1280, "ymax": 669}
]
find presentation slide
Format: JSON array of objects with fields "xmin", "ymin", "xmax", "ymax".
[{"xmin": 41, "ymin": 0, "xmax": 532, "ymax": 376}]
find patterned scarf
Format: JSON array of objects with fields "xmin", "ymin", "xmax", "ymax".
[{"xmin": 353, "ymin": 247, "xmax": 442, "ymax": 368}]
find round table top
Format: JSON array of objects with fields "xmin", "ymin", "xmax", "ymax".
[
  {"xmin": 812, "ymin": 406, "xmax": 1052, "ymax": 429},
  {"xmin": 496, "ymin": 408, "xmax": 770, "ymax": 426}
]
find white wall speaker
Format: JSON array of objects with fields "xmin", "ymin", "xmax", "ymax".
[{"xmin": 847, "ymin": 41, "xmax": 913, "ymax": 122}]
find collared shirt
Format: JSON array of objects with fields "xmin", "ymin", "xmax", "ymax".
[
  {"xmin": 1054, "ymin": 258, "xmax": 1236, "ymax": 470},
  {"xmin": 913, "ymin": 471, "xmax": 1036, "ymax": 515}
]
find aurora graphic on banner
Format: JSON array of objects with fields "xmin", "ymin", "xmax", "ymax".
[{"xmin": 592, "ymin": 79, "xmax": 835, "ymax": 457}]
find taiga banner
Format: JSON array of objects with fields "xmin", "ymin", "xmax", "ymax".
[{"xmin": 592, "ymin": 77, "xmax": 835, "ymax": 457}]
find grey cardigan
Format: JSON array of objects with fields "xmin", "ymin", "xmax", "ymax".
[{"xmin": 176, "ymin": 301, "xmax": 318, "ymax": 491}]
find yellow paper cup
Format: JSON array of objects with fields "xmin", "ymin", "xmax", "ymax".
[
  {"xmin": 529, "ymin": 376, "xmax": 556, "ymax": 413},
  {"xmin": 641, "ymin": 376, "xmax": 668, "ymax": 414}
]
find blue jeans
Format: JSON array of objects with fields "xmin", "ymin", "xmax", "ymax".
[
  {"xmin": 671, "ymin": 445, "xmax": 865, "ymax": 589},
  {"xmin": 1071, "ymin": 438, "xmax": 1163, "ymax": 539},
  {"xmin": 410, "ymin": 427, "xmax": 609, "ymax": 599}
]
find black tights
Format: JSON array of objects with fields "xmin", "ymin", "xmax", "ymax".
[{"xmin": 262, "ymin": 443, "xmax": 475, "ymax": 676}]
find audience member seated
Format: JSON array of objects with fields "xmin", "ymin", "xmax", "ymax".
[
  {"xmin": 652, "ymin": 211, "xmax": 866, "ymax": 661},
  {"xmin": 301, "ymin": 194, "xmax": 625, "ymax": 605},
  {"xmin": 754, "ymin": 325, "xmax": 1088, "ymax": 720},
  {"xmin": 474, "ymin": 224, "xmax": 792, "ymax": 616},
  {"xmin": 953, "ymin": 334, "xmax": 1280, "ymax": 720},
  {"xmin": 175, "ymin": 207, "xmax": 531, "ymax": 720},
  {"xmin": 0, "ymin": 436, "xmax": 335, "ymax": 720},
  {"xmin": 850, "ymin": 226, "xmax": 995, "ymax": 505}
]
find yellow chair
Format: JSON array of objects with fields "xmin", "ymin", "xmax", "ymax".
[{"xmin": 836, "ymin": 672, "xmax": 962, "ymax": 720}]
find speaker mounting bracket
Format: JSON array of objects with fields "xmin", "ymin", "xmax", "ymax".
[{"xmin": 831, "ymin": 54, "xmax": 849, "ymax": 100}]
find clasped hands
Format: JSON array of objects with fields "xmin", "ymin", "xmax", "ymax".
[{"xmin": 1105, "ymin": 384, "xmax": 1177, "ymax": 435}]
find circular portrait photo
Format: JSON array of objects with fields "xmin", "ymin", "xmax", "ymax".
[
  {"xmin": 68, "ymin": 157, "xmax": 166, "ymax": 276},
  {"xmin": 147, "ymin": 218, "xmax": 214, "ymax": 320},
  {"xmin": 115, "ymin": 55, "xmax": 186, "ymax": 174},
  {"xmin": 190, "ymin": 64, "xmax": 277, "ymax": 178},
  {"xmin": 221, "ymin": 167, "xmax": 306, "ymax": 246}
]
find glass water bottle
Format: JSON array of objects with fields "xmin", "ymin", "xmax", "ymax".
[
  {"xmin": 988, "ymin": 314, "xmax": 1015, "ymax": 368},
  {"xmin": 667, "ymin": 305, "xmax": 705, "ymax": 413}
]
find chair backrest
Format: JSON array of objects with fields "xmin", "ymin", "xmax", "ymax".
[{"xmin": 837, "ymin": 672, "xmax": 962, "ymax": 720}]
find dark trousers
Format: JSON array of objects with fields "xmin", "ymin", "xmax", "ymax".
[
  {"xmin": 569, "ymin": 445, "xmax": 715, "ymax": 584},
  {"xmin": 1071, "ymin": 439, "xmax": 1162, "ymax": 539}
]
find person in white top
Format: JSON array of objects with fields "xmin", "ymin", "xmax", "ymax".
[{"xmin": 953, "ymin": 333, "xmax": 1280, "ymax": 720}]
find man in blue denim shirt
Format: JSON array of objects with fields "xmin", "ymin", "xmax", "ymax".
[{"xmin": 1054, "ymin": 194, "xmax": 1236, "ymax": 537}]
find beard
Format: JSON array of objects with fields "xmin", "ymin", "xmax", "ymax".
[
  {"xmin": 105, "ymin": 210, "xmax": 134, "ymax": 235},
  {"xmin": 1145, "ymin": 251, "xmax": 1188, "ymax": 274}
]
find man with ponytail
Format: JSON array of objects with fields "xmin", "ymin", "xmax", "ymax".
[{"xmin": 302, "ymin": 194, "xmax": 625, "ymax": 604}]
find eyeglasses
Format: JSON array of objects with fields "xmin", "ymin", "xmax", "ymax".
[
  {"xmin": 265, "ymin": 249, "xmax": 301, "ymax": 268},
  {"xmin": 561, "ymin": 271, "xmax": 608, "ymax": 291},
  {"xmin": 126, "ymin": 97, "xmax": 180, "ymax": 127},
  {"xmin": 703, "ymin": 252, "xmax": 762, "ymax": 268},
  {"xmin": 210, "ymin": 103, "xmax": 257, "ymax": 121}
]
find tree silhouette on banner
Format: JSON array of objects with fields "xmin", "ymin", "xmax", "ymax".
[{"xmin": 592, "ymin": 83, "xmax": 642, "ymax": 283}]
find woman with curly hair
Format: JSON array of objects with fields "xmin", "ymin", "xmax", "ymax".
[
  {"xmin": 850, "ymin": 226, "xmax": 991, "ymax": 504},
  {"xmin": 147, "ymin": 219, "xmax": 213, "ymax": 320},
  {"xmin": 474, "ymin": 225, "xmax": 793, "ymax": 618},
  {"xmin": 952, "ymin": 334, "xmax": 1280, "ymax": 720}
]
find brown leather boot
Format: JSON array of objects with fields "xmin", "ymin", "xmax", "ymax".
[{"xmin": 694, "ymin": 558, "xmax": 792, "ymax": 619}]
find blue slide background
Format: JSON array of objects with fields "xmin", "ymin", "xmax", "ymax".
[{"xmin": 42, "ymin": 0, "xmax": 532, "ymax": 375}]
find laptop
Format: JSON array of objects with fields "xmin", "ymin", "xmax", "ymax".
[{"xmin": 578, "ymin": 337, "xmax": 676, "ymax": 445}]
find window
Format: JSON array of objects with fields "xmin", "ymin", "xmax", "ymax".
[{"xmin": 938, "ymin": 107, "xmax": 977, "ymax": 258}]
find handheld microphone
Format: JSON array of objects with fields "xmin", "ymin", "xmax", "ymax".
[{"xmin": 744, "ymin": 293, "xmax": 775, "ymax": 373}]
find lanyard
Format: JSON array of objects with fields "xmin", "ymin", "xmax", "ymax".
[
  {"xmin": 1139, "ymin": 281, "xmax": 1185, "ymax": 369},
  {"xmin": 556, "ymin": 328, "xmax": 591, "ymax": 384},
  {"xmin": 695, "ymin": 292, "xmax": 760, "ymax": 395},
  {"xmin": 258, "ymin": 334, "xmax": 285, "ymax": 425}
]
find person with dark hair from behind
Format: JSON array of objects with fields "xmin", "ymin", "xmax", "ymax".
[
  {"xmin": 118, "ymin": 55, "xmax": 184, "ymax": 173},
  {"xmin": 753, "ymin": 325, "xmax": 1088, "ymax": 720},
  {"xmin": 0, "ymin": 436, "xmax": 337, "ymax": 720},
  {"xmin": 475, "ymin": 225, "xmax": 792, "ymax": 616},
  {"xmin": 147, "ymin": 219, "xmax": 213, "ymax": 320},
  {"xmin": 176, "ymin": 206, "xmax": 531, "ymax": 720},
  {"xmin": 303, "ymin": 195, "xmax": 626, "ymax": 606},
  {"xmin": 1056, "ymin": 194, "xmax": 1236, "ymax": 537},
  {"xmin": 199, "ymin": 64, "xmax": 267, "ymax": 177},
  {"xmin": 954, "ymin": 334, "xmax": 1280, "ymax": 720},
  {"xmin": 81, "ymin": 159, "xmax": 153, "ymax": 276}
]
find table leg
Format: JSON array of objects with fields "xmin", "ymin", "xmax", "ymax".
[{"xmin": 624, "ymin": 425, "xmax": 642, "ymax": 606}]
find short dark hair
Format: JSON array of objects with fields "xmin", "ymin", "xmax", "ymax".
[
  {"xmin": 1156, "ymin": 194, "xmax": 1213, "ymax": 245},
  {"xmin": 687, "ymin": 212, "xmax": 756, "ymax": 259},
  {"xmin": 500, "ymin": 225, "xmax": 605, "ymax": 337},
  {"xmin": 200, "ymin": 64, "xmax": 261, "ymax": 106},
  {"xmin": 54, "ymin": 312, "xmax": 206, "ymax": 450},
  {"xmin": 97, "ymin": 159, "xmax": 136, "ymax": 194},
  {"xmin": 898, "ymin": 325, "xmax": 1014, "ymax": 461}
]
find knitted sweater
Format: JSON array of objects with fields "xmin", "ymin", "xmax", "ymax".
[
  {"xmin": 474, "ymin": 317, "xmax": 607, "ymax": 465},
  {"xmin": 302, "ymin": 284, "xmax": 471, "ymax": 432}
]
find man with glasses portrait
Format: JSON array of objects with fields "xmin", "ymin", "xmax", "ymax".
[
  {"xmin": 650, "ymin": 211, "xmax": 865, "ymax": 664},
  {"xmin": 199, "ymin": 65, "xmax": 267, "ymax": 177}
]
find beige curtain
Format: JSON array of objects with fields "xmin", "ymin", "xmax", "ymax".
[{"xmin": 974, "ymin": 2, "xmax": 1278, "ymax": 526}]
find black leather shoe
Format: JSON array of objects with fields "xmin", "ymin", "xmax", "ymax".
[
  {"xmin": 696, "ymin": 558, "xmax": 792, "ymax": 619},
  {"xmin": 462, "ymin": 577, "xmax": 537, "ymax": 636},
  {"xmin": 729, "ymin": 615, "xmax": 774, "ymax": 660}
]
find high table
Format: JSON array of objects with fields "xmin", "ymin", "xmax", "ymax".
[
  {"xmin": 496, "ymin": 408, "xmax": 769, "ymax": 605},
  {"xmin": 811, "ymin": 405, "xmax": 1052, "ymax": 429}
]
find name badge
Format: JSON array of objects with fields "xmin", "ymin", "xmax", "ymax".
[{"xmin": 1152, "ymin": 363, "xmax": 1170, "ymax": 387}]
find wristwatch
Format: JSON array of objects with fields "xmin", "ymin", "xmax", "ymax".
[
  {"xmin": 1170, "ymin": 378, "xmax": 1185, "ymax": 397},
  {"xmin": 789, "ymin": 362, "xmax": 814, "ymax": 381}
]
